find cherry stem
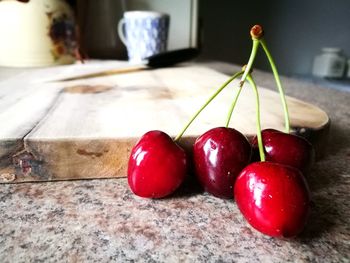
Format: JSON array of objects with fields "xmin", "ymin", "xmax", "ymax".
[
  {"xmin": 259, "ymin": 39, "xmax": 290, "ymax": 133},
  {"xmin": 225, "ymin": 72, "xmax": 244, "ymax": 127},
  {"xmin": 239, "ymin": 39, "xmax": 259, "ymax": 87},
  {"xmin": 174, "ymin": 71, "xmax": 243, "ymax": 142},
  {"xmin": 247, "ymin": 74, "xmax": 265, "ymax": 162}
]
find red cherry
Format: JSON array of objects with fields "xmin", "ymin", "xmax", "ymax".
[
  {"xmin": 234, "ymin": 162, "xmax": 310, "ymax": 238},
  {"xmin": 193, "ymin": 127, "xmax": 252, "ymax": 198},
  {"xmin": 251, "ymin": 129, "xmax": 315, "ymax": 173},
  {"xmin": 127, "ymin": 130, "xmax": 188, "ymax": 198}
]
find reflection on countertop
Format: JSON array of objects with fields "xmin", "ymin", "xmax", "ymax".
[{"xmin": 293, "ymin": 74, "xmax": 350, "ymax": 93}]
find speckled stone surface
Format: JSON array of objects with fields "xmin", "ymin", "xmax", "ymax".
[{"xmin": 1, "ymin": 62, "xmax": 350, "ymax": 262}]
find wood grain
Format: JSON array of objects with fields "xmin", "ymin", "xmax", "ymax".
[{"xmin": 0, "ymin": 66, "xmax": 329, "ymax": 183}]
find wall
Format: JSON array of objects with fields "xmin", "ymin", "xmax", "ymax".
[
  {"xmin": 199, "ymin": 0, "xmax": 350, "ymax": 76},
  {"xmin": 77, "ymin": 0, "xmax": 196, "ymax": 58}
]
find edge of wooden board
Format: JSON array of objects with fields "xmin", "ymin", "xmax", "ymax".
[{"xmin": 0, "ymin": 120, "xmax": 330, "ymax": 184}]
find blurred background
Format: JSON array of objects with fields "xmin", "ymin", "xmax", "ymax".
[
  {"xmin": 199, "ymin": 0, "xmax": 350, "ymax": 77},
  {"xmin": 2, "ymin": 0, "xmax": 350, "ymax": 79},
  {"xmin": 72, "ymin": 0, "xmax": 350, "ymax": 78}
]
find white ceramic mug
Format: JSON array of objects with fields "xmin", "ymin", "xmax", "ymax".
[{"xmin": 118, "ymin": 11, "xmax": 170, "ymax": 63}]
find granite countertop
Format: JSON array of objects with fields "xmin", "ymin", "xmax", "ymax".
[{"xmin": 1, "ymin": 62, "xmax": 349, "ymax": 262}]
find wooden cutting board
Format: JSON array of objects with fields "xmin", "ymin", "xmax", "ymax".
[{"xmin": 0, "ymin": 66, "xmax": 329, "ymax": 183}]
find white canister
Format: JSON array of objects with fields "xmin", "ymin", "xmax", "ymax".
[
  {"xmin": 0, "ymin": 0, "xmax": 76, "ymax": 67},
  {"xmin": 312, "ymin": 48, "xmax": 346, "ymax": 78}
]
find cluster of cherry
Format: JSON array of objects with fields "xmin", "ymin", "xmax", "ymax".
[{"xmin": 127, "ymin": 25, "xmax": 314, "ymax": 238}]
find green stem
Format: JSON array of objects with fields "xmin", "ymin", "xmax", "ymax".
[
  {"xmin": 247, "ymin": 74, "xmax": 265, "ymax": 162},
  {"xmin": 239, "ymin": 39, "xmax": 260, "ymax": 87},
  {"xmin": 259, "ymin": 39, "xmax": 290, "ymax": 133},
  {"xmin": 225, "ymin": 72, "xmax": 244, "ymax": 127},
  {"xmin": 174, "ymin": 71, "xmax": 243, "ymax": 142}
]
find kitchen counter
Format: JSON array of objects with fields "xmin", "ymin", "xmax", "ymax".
[{"xmin": 1, "ymin": 62, "xmax": 349, "ymax": 262}]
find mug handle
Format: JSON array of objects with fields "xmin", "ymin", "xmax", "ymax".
[{"xmin": 117, "ymin": 18, "xmax": 128, "ymax": 46}]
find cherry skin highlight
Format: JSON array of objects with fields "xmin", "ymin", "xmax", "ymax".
[
  {"xmin": 127, "ymin": 130, "xmax": 188, "ymax": 198},
  {"xmin": 234, "ymin": 161, "xmax": 311, "ymax": 238},
  {"xmin": 193, "ymin": 127, "xmax": 252, "ymax": 198},
  {"xmin": 251, "ymin": 129, "xmax": 315, "ymax": 173}
]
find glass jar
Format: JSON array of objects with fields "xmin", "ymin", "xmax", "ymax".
[{"xmin": 312, "ymin": 48, "xmax": 346, "ymax": 78}]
